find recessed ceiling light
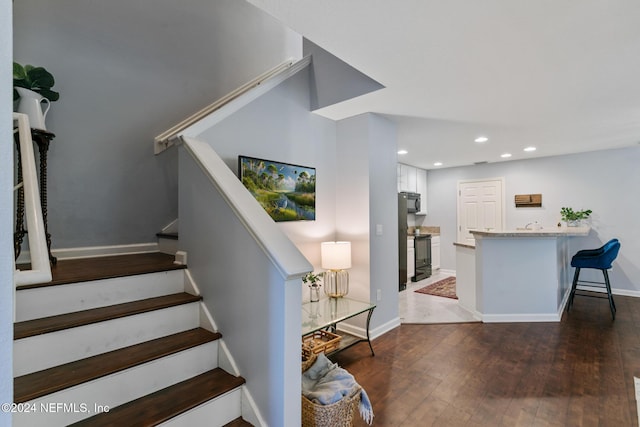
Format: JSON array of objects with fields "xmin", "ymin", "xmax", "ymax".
[
  {"xmin": 500, "ymin": 153, "xmax": 512, "ymax": 158},
  {"xmin": 524, "ymin": 146, "xmax": 537, "ymax": 152},
  {"xmin": 397, "ymin": 150, "xmax": 408, "ymax": 155},
  {"xmin": 433, "ymin": 162, "xmax": 443, "ymax": 166},
  {"xmin": 474, "ymin": 136, "xmax": 489, "ymax": 143}
]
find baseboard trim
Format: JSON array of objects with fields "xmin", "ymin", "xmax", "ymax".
[
  {"xmin": 439, "ymin": 269, "xmax": 456, "ymax": 276},
  {"xmin": 371, "ymin": 317, "xmax": 402, "ymax": 339},
  {"xmin": 482, "ymin": 312, "xmax": 562, "ymax": 323},
  {"xmin": 16, "ymin": 243, "xmax": 159, "ymax": 263},
  {"xmin": 162, "ymin": 219, "xmax": 179, "ymax": 234},
  {"xmin": 613, "ymin": 288, "xmax": 640, "ymax": 297},
  {"xmin": 337, "ymin": 316, "xmax": 401, "ymax": 340}
]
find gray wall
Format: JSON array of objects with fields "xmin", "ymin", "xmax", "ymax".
[
  {"xmin": 13, "ymin": 0, "xmax": 300, "ymax": 249},
  {"xmin": 1, "ymin": 0, "xmax": 13, "ymax": 421},
  {"xmin": 196, "ymin": 67, "xmax": 338, "ymax": 287},
  {"xmin": 303, "ymin": 39, "xmax": 384, "ymax": 111},
  {"xmin": 426, "ymin": 146, "xmax": 640, "ymax": 291},
  {"xmin": 187, "ymin": 63, "xmax": 338, "ymax": 424}
]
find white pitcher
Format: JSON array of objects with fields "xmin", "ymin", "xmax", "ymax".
[{"xmin": 16, "ymin": 87, "xmax": 50, "ymax": 131}]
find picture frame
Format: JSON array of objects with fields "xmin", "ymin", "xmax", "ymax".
[{"xmin": 238, "ymin": 155, "xmax": 316, "ymax": 222}]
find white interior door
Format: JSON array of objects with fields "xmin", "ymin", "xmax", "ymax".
[{"xmin": 457, "ymin": 179, "xmax": 504, "ymax": 244}]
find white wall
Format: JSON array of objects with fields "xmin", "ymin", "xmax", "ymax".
[
  {"xmin": 1, "ymin": 0, "xmax": 14, "ymax": 422},
  {"xmin": 179, "ymin": 148, "xmax": 304, "ymax": 426},
  {"xmin": 336, "ymin": 114, "xmax": 400, "ymax": 333},
  {"xmin": 13, "ymin": 0, "xmax": 300, "ymax": 249},
  {"xmin": 366, "ymin": 114, "xmax": 400, "ymax": 331},
  {"xmin": 427, "ymin": 146, "xmax": 640, "ymax": 292}
]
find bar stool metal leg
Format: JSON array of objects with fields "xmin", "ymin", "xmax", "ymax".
[
  {"xmin": 602, "ymin": 269, "xmax": 616, "ymax": 320},
  {"xmin": 567, "ymin": 267, "xmax": 580, "ymax": 311}
]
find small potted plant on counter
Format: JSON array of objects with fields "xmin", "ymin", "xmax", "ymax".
[{"xmin": 560, "ymin": 207, "xmax": 592, "ymax": 227}]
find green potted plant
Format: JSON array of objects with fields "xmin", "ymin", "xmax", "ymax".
[
  {"xmin": 13, "ymin": 62, "xmax": 60, "ymax": 130},
  {"xmin": 560, "ymin": 207, "xmax": 592, "ymax": 227},
  {"xmin": 302, "ymin": 272, "xmax": 323, "ymax": 302},
  {"xmin": 13, "ymin": 62, "xmax": 60, "ymax": 102}
]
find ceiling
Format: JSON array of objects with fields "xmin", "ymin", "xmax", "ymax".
[{"xmin": 247, "ymin": 0, "xmax": 640, "ymax": 169}]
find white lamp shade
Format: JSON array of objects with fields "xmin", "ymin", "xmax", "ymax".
[{"xmin": 321, "ymin": 241, "xmax": 352, "ymax": 270}]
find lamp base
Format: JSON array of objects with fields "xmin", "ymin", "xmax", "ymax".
[{"xmin": 323, "ymin": 269, "xmax": 349, "ymax": 298}]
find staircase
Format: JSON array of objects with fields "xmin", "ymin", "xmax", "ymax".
[{"xmin": 14, "ymin": 252, "xmax": 252, "ymax": 426}]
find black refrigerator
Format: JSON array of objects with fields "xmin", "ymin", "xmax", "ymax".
[{"xmin": 398, "ymin": 193, "xmax": 408, "ymax": 291}]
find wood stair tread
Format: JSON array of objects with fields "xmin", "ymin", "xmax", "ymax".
[
  {"xmin": 14, "ymin": 328, "xmax": 221, "ymax": 403},
  {"xmin": 69, "ymin": 368, "xmax": 246, "ymax": 426},
  {"xmin": 156, "ymin": 232, "xmax": 179, "ymax": 240},
  {"xmin": 224, "ymin": 417, "xmax": 254, "ymax": 426},
  {"xmin": 14, "ymin": 292, "xmax": 201, "ymax": 340},
  {"xmin": 16, "ymin": 252, "xmax": 185, "ymax": 290}
]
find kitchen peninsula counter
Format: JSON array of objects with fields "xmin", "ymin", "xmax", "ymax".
[
  {"xmin": 471, "ymin": 226, "xmax": 590, "ymax": 238},
  {"xmin": 458, "ymin": 226, "xmax": 590, "ymax": 322}
]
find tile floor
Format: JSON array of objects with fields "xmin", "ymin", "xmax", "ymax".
[{"xmin": 399, "ymin": 270, "xmax": 479, "ymax": 324}]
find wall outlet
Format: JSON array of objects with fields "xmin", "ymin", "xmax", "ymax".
[
  {"xmin": 376, "ymin": 224, "xmax": 383, "ymax": 235},
  {"xmin": 377, "ymin": 289, "xmax": 382, "ymax": 301}
]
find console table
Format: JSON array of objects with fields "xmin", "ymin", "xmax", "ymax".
[
  {"xmin": 302, "ymin": 297, "xmax": 376, "ymax": 356},
  {"xmin": 14, "ymin": 128, "xmax": 57, "ymax": 264}
]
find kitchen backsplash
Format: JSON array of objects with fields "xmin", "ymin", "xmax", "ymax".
[{"xmin": 408, "ymin": 225, "xmax": 440, "ymax": 236}]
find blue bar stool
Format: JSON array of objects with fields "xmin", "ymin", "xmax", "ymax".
[{"xmin": 567, "ymin": 239, "xmax": 621, "ymax": 319}]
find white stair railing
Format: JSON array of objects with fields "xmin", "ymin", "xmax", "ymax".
[
  {"xmin": 13, "ymin": 113, "xmax": 52, "ymax": 288},
  {"xmin": 153, "ymin": 58, "xmax": 310, "ymax": 155}
]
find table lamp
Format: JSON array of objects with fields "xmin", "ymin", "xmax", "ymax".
[{"xmin": 321, "ymin": 241, "xmax": 351, "ymax": 298}]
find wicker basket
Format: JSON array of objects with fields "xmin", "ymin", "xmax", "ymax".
[
  {"xmin": 302, "ymin": 330, "xmax": 341, "ymax": 359},
  {"xmin": 301, "ymin": 353, "xmax": 361, "ymax": 427}
]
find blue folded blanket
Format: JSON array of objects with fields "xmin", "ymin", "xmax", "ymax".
[{"xmin": 302, "ymin": 353, "xmax": 374, "ymax": 425}]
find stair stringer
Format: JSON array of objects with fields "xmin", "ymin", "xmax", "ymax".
[{"xmin": 185, "ymin": 268, "xmax": 266, "ymax": 427}]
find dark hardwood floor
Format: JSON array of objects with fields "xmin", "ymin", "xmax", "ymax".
[{"xmin": 331, "ymin": 294, "xmax": 640, "ymax": 426}]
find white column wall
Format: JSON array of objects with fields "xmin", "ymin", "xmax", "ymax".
[{"xmin": 1, "ymin": 0, "xmax": 14, "ymax": 422}]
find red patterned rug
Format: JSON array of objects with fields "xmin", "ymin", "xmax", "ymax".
[{"xmin": 414, "ymin": 276, "xmax": 458, "ymax": 299}]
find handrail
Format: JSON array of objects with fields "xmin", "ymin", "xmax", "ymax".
[
  {"xmin": 13, "ymin": 113, "xmax": 52, "ymax": 287},
  {"xmin": 154, "ymin": 59, "xmax": 299, "ymax": 154}
]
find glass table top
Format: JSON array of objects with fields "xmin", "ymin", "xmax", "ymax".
[{"xmin": 302, "ymin": 297, "xmax": 376, "ymax": 336}]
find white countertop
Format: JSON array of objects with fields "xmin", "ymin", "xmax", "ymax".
[{"xmin": 470, "ymin": 226, "xmax": 590, "ymax": 238}]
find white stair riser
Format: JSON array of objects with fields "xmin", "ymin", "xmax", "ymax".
[
  {"xmin": 16, "ymin": 270, "xmax": 185, "ymax": 322},
  {"xmin": 13, "ymin": 342, "xmax": 219, "ymax": 427},
  {"xmin": 158, "ymin": 237, "xmax": 179, "ymax": 255},
  {"xmin": 159, "ymin": 388, "xmax": 242, "ymax": 426},
  {"xmin": 14, "ymin": 303, "xmax": 199, "ymax": 376}
]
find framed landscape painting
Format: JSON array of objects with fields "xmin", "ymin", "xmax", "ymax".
[{"xmin": 238, "ymin": 155, "xmax": 316, "ymax": 222}]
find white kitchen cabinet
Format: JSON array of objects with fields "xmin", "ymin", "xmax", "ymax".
[
  {"xmin": 405, "ymin": 165, "xmax": 417, "ymax": 193},
  {"xmin": 431, "ymin": 235, "xmax": 440, "ymax": 270},
  {"xmin": 398, "ymin": 163, "xmax": 427, "ymax": 197},
  {"xmin": 398, "ymin": 163, "xmax": 417, "ymax": 193},
  {"xmin": 416, "ymin": 168, "xmax": 427, "ymax": 215}
]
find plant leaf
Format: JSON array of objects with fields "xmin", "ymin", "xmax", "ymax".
[
  {"xmin": 37, "ymin": 88, "xmax": 60, "ymax": 102},
  {"xmin": 13, "ymin": 80, "xmax": 30, "ymax": 90},
  {"xmin": 28, "ymin": 67, "xmax": 55, "ymax": 89},
  {"xmin": 13, "ymin": 62, "xmax": 26, "ymax": 80}
]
